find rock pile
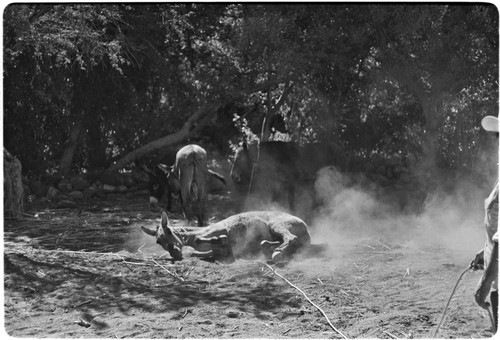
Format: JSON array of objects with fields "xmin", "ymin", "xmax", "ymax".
[{"xmin": 23, "ymin": 171, "xmax": 149, "ymax": 205}]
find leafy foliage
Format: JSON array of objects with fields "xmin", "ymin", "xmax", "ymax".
[{"xmin": 3, "ymin": 4, "xmax": 498, "ymax": 182}]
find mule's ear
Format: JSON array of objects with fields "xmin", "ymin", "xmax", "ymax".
[
  {"xmin": 141, "ymin": 226, "xmax": 157, "ymax": 237},
  {"xmin": 157, "ymin": 163, "xmax": 170, "ymax": 174},
  {"xmin": 161, "ymin": 211, "xmax": 169, "ymax": 227}
]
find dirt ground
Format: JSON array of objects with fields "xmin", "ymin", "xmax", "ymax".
[{"xmin": 3, "ymin": 191, "xmax": 496, "ymax": 339}]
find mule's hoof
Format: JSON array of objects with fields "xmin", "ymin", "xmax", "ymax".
[
  {"xmin": 261, "ymin": 241, "xmax": 276, "ymax": 260},
  {"xmin": 271, "ymin": 250, "xmax": 285, "ymax": 263}
]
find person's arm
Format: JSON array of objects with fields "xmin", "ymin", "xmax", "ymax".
[{"xmin": 474, "ymin": 242, "xmax": 498, "ymax": 309}]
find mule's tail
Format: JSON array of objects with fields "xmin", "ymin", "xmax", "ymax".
[{"xmin": 190, "ymin": 181, "xmax": 199, "ymax": 202}]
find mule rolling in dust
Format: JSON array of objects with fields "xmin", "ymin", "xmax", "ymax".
[{"xmin": 141, "ymin": 210, "xmax": 326, "ymax": 263}]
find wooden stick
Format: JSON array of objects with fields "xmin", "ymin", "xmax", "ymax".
[
  {"xmin": 377, "ymin": 240, "xmax": 392, "ymax": 250},
  {"xmin": 151, "ymin": 259, "xmax": 185, "ymax": 282},
  {"xmin": 383, "ymin": 330, "xmax": 399, "ymax": 339},
  {"xmin": 259, "ymin": 262, "xmax": 348, "ymax": 339},
  {"xmin": 74, "ymin": 299, "xmax": 92, "ymax": 308}
]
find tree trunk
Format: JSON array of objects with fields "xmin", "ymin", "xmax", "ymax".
[
  {"xmin": 59, "ymin": 121, "xmax": 82, "ymax": 177},
  {"xmin": 4, "ymin": 149, "xmax": 24, "ymax": 217},
  {"xmin": 261, "ymin": 82, "xmax": 293, "ymax": 142},
  {"xmin": 101, "ymin": 104, "xmax": 219, "ymax": 177},
  {"xmin": 59, "ymin": 71, "xmax": 86, "ymax": 177}
]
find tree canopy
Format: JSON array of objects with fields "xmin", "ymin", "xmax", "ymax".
[{"xmin": 4, "ymin": 4, "xmax": 498, "ymax": 183}]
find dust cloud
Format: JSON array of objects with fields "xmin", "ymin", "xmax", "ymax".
[{"xmin": 307, "ymin": 165, "xmax": 492, "ymax": 266}]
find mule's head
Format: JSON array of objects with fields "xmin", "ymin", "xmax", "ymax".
[
  {"xmin": 139, "ymin": 163, "xmax": 166, "ymax": 206},
  {"xmin": 144, "ymin": 163, "xmax": 177, "ymax": 206},
  {"xmin": 230, "ymin": 142, "xmax": 253, "ymax": 187},
  {"xmin": 141, "ymin": 211, "xmax": 184, "ymax": 261}
]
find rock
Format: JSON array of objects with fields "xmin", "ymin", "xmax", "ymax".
[
  {"xmin": 22, "ymin": 183, "xmax": 32, "ymax": 196},
  {"xmin": 95, "ymin": 189, "xmax": 106, "ymax": 198},
  {"xmin": 83, "ymin": 187, "xmax": 96, "ymax": 198},
  {"xmin": 69, "ymin": 191, "xmax": 84, "ymax": 200},
  {"xmin": 123, "ymin": 175, "xmax": 136, "ymax": 187},
  {"xmin": 55, "ymin": 200, "xmax": 78, "ymax": 209},
  {"xmin": 57, "ymin": 179, "xmax": 72, "ymax": 193},
  {"xmin": 102, "ymin": 184, "xmax": 116, "ymax": 193},
  {"xmin": 47, "ymin": 186, "xmax": 60, "ymax": 198},
  {"xmin": 226, "ymin": 310, "xmax": 240, "ymax": 318},
  {"xmin": 29, "ymin": 181, "xmax": 46, "ymax": 196},
  {"xmin": 70, "ymin": 176, "xmax": 89, "ymax": 191},
  {"xmin": 117, "ymin": 185, "xmax": 128, "ymax": 193}
]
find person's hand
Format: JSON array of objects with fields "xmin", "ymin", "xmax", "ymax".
[{"xmin": 470, "ymin": 249, "xmax": 484, "ymax": 270}]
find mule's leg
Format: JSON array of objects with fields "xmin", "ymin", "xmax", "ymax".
[
  {"xmin": 166, "ymin": 190, "xmax": 172, "ymax": 212},
  {"xmin": 194, "ymin": 235, "xmax": 235, "ymax": 262},
  {"xmin": 260, "ymin": 240, "xmax": 281, "ymax": 261},
  {"xmin": 179, "ymin": 165, "xmax": 194, "ymax": 221},
  {"xmin": 269, "ymin": 222, "xmax": 310, "ymax": 262},
  {"xmin": 193, "ymin": 166, "xmax": 206, "ymax": 227}
]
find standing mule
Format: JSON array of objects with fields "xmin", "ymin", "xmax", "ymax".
[
  {"xmin": 141, "ymin": 210, "xmax": 322, "ymax": 263},
  {"xmin": 230, "ymin": 141, "xmax": 346, "ymax": 211},
  {"xmin": 174, "ymin": 144, "xmax": 209, "ymax": 226},
  {"xmin": 141, "ymin": 144, "xmax": 225, "ymax": 226}
]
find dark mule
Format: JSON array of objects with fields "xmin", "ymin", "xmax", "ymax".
[
  {"xmin": 230, "ymin": 141, "xmax": 346, "ymax": 210},
  {"xmin": 140, "ymin": 163, "xmax": 181, "ymax": 212}
]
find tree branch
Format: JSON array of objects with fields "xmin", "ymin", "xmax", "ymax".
[{"xmin": 101, "ymin": 104, "xmax": 219, "ymax": 176}]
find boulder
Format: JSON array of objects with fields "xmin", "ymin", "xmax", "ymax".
[
  {"xmin": 55, "ymin": 200, "xmax": 78, "ymax": 209},
  {"xmin": 22, "ymin": 183, "xmax": 32, "ymax": 196},
  {"xmin": 70, "ymin": 176, "xmax": 89, "ymax": 191},
  {"xmin": 47, "ymin": 186, "xmax": 60, "ymax": 198},
  {"xmin": 103, "ymin": 184, "xmax": 116, "ymax": 193},
  {"xmin": 29, "ymin": 181, "xmax": 46, "ymax": 196},
  {"xmin": 117, "ymin": 185, "xmax": 128, "ymax": 193},
  {"xmin": 57, "ymin": 179, "xmax": 72, "ymax": 193},
  {"xmin": 123, "ymin": 175, "xmax": 136, "ymax": 187},
  {"xmin": 69, "ymin": 191, "xmax": 84, "ymax": 200}
]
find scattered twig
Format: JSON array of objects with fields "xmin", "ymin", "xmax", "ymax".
[
  {"xmin": 137, "ymin": 242, "xmax": 146, "ymax": 254},
  {"xmin": 258, "ymin": 261, "xmax": 348, "ymax": 339},
  {"xmin": 181, "ymin": 309, "xmax": 191, "ymax": 318},
  {"xmin": 178, "ymin": 325, "xmax": 183, "ymax": 331},
  {"xmin": 74, "ymin": 319, "xmax": 91, "ymax": 328},
  {"xmin": 317, "ymin": 278, "xmax": 324, "ymax": 284},
  {"xmin": 383, "ymin": 330, "xmax": 399, "ymax": 339},
  {"xmin": 151, "ymin": 259, "xmax": 185, "ymax": 282},
  {"xmin": 121, "ymin": 260, "xmax": 150, "ymax": 266},
  {"xmin": 73, "ymin": 299, "xmax": 92, "ymax": 308},
  {"xmin": 360, "ymin": 244, "xmax": 376, "ymax": 250},
  {"xmin": 402, "ymin": 267, "xmax": 410, "ymax": 280},
  {"xmin": 377, "ymin": 240, "xmax": 392, "ymax": 250},
  {"xmin": 282, "ymin": 328, "xmax": 292, "ymax": 335}
]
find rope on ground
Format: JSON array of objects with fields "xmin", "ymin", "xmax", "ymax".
[
  {"xmin": 258, "ymin": 261, "xmax": 348, "ymax": 339},
  {"xmin": 431, "ymin": 265, "xmax": 471, "ymax": 338}
]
